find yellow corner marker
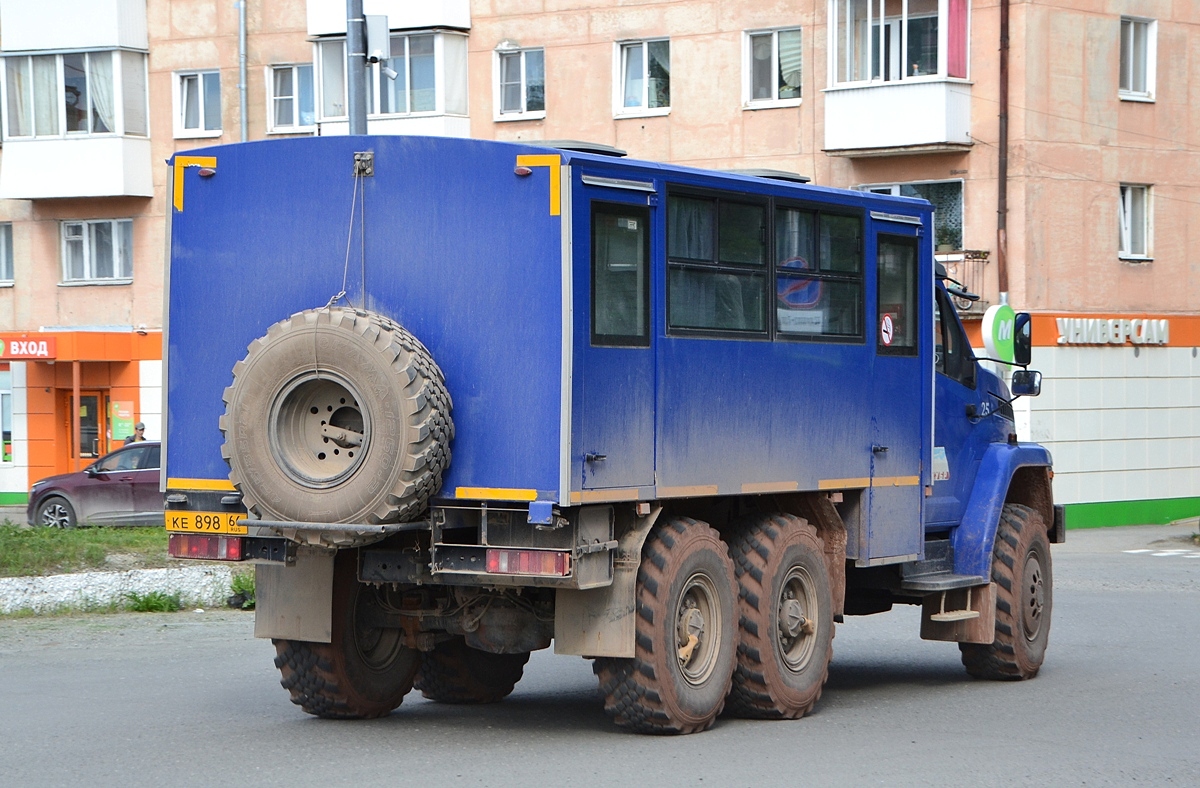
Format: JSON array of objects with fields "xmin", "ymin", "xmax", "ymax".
[
  {"xmin": 456, "ymin": 487, "xmax": 538, "ymax": 502},
  {"xmin": 515, "ymin": 154, "xmax": 561, "ymax": 216},
  {"xmin": 172, "ymin": 155, "xmax": 218, "ymax": 212}
]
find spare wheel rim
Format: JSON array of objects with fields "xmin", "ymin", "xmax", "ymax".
[{"xmin": 267, "ymin": 371, "xmax": 371, "ymax": 489}]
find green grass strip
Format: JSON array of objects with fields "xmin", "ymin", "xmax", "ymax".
[{"xmin": 0, "ymin": 525, "xmax": 170, "ymax": 578}]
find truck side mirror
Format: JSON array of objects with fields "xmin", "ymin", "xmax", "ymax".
[
  {"xmin": 1014, "ymin": 312, "xmax": 1033, "ymax": 366},
  {"xmin": 1011, "ymin": 369, "xmax": 1042, "ymax": 397}
]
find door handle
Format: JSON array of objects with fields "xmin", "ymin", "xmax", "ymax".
[
  {"xmin": 585, "ymin": 453, "xmax": 607, "ymax": 463},
  {"xmin": 872, "ymin": 445, "xmax": 889, "ymax": 454}
]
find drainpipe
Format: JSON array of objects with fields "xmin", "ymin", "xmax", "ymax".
[
  {"xmin": 346, "ymin": 0, "xmax": 368, "ymax": 134},
  {"xmin": 996, "ymin": 0, "xmax": 1009, "ymax": 305},
  {"xmin": 238, "ymin": 0, "xmax": 248, "ymax": 141}
]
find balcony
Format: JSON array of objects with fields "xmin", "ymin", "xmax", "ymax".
[
  {"xmin": 823, "ymin": 80, "xmax": 972, "ymax": 157},
  {"xmin": 939, "ymin": 249, "xmax": 990, "ymax": 316},
  {"xmin": 307, "ymin": 0, "xmax": 469, "ymax": 35},
  {"xmin": 0, "ymin": 137, "xmax": 153, "ymax": 199}
]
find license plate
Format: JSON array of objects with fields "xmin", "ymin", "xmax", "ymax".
[{"xmin": 165, "ymin": 510, "xmax": 248, "ymax": 535}]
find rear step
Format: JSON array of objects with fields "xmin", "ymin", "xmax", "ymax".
[{"xmin": 900, "ymin": 539, "xmax": 987, "ymax": 592}]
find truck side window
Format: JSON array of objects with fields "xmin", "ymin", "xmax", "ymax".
[
  {"xmin": 592, "ymin": 202, "xmax": 650, "ymax": 347},
  {"xmin": 876, "ymin": 235, "xmax": 918, "ymax": 355},
  {"xmin": 776, "ymin": 208, "xmax": 862, "ymax": 339},
  {"xmin": 667, "ymin": 194, "xmax": 767, "ymax": 333},
  {"xmin": 934, "ymin": 288, "xmax": 977, "ymax": 388}
]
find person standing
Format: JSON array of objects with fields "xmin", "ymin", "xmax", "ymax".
[{"xmin": 124, "ymin": 422, "xmax": 146, "ymax": 445}]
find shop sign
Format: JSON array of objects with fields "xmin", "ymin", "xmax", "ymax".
[
  {"xmin": 983, "ymin": 304, "xmax": 1016, "ymax": 362},
  {"xmin": 1055, "ymin": 317, "xmax": 1168, "ymax": 346},
  {"xmin": 1, "ymin": 336, "xmax": 57, "ymax": 359}
]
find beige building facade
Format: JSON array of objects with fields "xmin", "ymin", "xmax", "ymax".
[{"xmin": 1, "ymin": 0, "xmax": 1197, "ymax": 524}]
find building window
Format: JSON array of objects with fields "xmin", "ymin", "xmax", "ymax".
[
  {"xmin": 830, "ymin": 0, "xmax": 968, "ymax": 85},
  {"xmin": 0, "ymin": 224, "xmax": 12, "ymax": 282},
  {"xmin": 315, "ymin": 32, "xmax": 468, "ymax": 121},
  {"xmin": 746, "ymin": 28, "xmax": 802, "ymax": 106},
  {"xmin": 1119, "ymin": 184, "xmax": 1150, "ymax": 259},
  {"xmin": 61, "ymin": 219, "xmax": 133, "ymax": 283},
  {"xmin": 667, "ymin": 194, "xmax": 767, "ymax": 333},
  {"xmin": 268, "ymin": 64, "xmax": 315, "ymax": 132},
  {"xmin": 495, "ymin": 47, "xmax": 545, "ymax": 120},
  {"xmin": 175, "ymin": 71, "xmax": 221, "ymax": 137},
  {"xmin": 617, "ymin": 40, "xmax": 670, "ymax": 115},
  {"xmin": 1119, "ymin": 18, "xmax": 1155, "ymax": 100},
  {"xmin": 2, "ymin": 50, "xmax": 147, "ymax": 139},
  {"xmin": 865, "ymin": 181, "xmax": 963, "ymax": 250}
]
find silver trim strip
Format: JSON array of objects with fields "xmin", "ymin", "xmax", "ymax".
[
  {"xmin": 559, "ymin": 163, "xmax": 574, "ymax": 506},
  {"xmin": 581, "ymin": 174, "xmax": 656, "ymax": 193},
  {"xmin": 870, "ymin": 211, "xmax": 923, "ymax": 225}
]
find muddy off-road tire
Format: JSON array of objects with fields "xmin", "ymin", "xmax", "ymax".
[
  {"xmin": 960, "ymin": 503, "xmax": 1053, "ymax": 680},
  {"xmin": 221, "ymin": 307, "xmax": 453, "ymax": 524},
  {"xmin": 273, "ymin": 551, "xmax": 419, "ymax": 718},
  {"xmin": 414, "ymin": 638, "xmax": 530, "ymax": 704},
  {"xmin": 594, "ymin": 517, "xmax": 737, "ymax": 735},
  {"xmin": 726, "ymin": 513, "xmax": 833, "ymax": 720}
]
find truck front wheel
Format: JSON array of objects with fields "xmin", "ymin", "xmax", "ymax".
[
  {"xmin": 960, "ymin": 503, "xmax": 1053, "ymax": 680},
  {"xmin": 726, "ymin": 513, "xmax": 833, "ymax": 719},
  {"xmin": 273, "ymin": 551, "xmax": 419, "ymax": 718},
  {"xmin": 414, "ymin": 637, "xmax": 530, "ymax": 703},
  {"xmin": 593, "ymin": 517, "xmax": 737, "ymax": 734}
]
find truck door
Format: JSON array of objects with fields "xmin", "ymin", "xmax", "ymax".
[
  {"xmin": 573, "ymin": 176, "xmax": 657, "ymax": 490},
  {"xmin": 927, "ymin": 286, "xmax": 985, "ymax": 526},
  {"xmin": 867, "ymin": 231, "xmax": 926, "ymax": 560}
]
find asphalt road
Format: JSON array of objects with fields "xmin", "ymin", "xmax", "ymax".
[{"xmin": 1, "ymin": 524, "xmax": 1198, "ymax": 787}]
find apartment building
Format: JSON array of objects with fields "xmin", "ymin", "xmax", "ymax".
[{"xmin": 0, "ymin": 0, "xmax": 1196, "ymax": 525}]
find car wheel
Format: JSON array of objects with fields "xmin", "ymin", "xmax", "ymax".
[{"xmin": 36, "ymin": 497, "xmax": 76, "ymax": 529}]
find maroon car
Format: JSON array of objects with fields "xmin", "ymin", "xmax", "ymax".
[{"xmin": 27, "ymin": 442, "xmax": 163, "ymax": 528}]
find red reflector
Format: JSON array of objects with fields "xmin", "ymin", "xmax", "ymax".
[
  {"xmin": 169, "ymin": 533, "xmax": 244, "ymax": 561},
  {"xmin": 485, "ymin": 548, "xmax": 569, "ymax": 577}
]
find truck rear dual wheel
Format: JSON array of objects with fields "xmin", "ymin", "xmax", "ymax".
[
  {"xmin": 221, "ymin": 307, "xmax": 453, "ymax": 524},
  {"xmin": 594, "ymin": 517, "xmax": 738, "ymax": 735},
  {"xmin": 726, "ymin": 514, "xmax": 834, "ymax": 720},
  {"xmin": 414, "ymin": 637, "xmax": 530, "ymax": 704},
  {"xmin": 960, "ymin": 503, "xmax": 1053, "ymax": 680},
  {"xmin": 273, "ymin": 551, "xmax": 419, "ymax": 718}
]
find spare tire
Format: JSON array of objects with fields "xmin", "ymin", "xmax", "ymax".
[{"xmin": 220, "ymin": 307, "xmax": 453, "ymax": 523}]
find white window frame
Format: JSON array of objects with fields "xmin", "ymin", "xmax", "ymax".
[
  {"xmin": 0, "ymin": 223, "xmax": 12, "ymax": 284},
  {"xmin": 1118, "ymin": 17, "xmax": 1156, "ymax": 102},
  {"xmin": 1118, "ymin": 184, "xmax": 1151, "ymax": 260},
  {"xmin": 744, "ymin": 27, "xmax": 803, "ymax": 109},
  {"xmin": 266, "ymin": 63, "xmax": 316, "ymax": 134},
  {"xmin": 59, "ymin": 219, "xmax": 133, "ymax": 284},
  {"xmin": 493, "ymin": 46, "xmax": 546, "ymax": 121},
  {"xmin": 828, "ymin": 0, "xmax": 971, "ymax": 87},
  {"xmin": 613, "ymin": 39, "xmax": 671, "ymax": 118},
  {"xmin": 314, "ymin": 31, "xmax": 468, "ymax": 122},
  {"xmin": 0, "ymin": 50, "xmax": 147, "ymax": 141},
  {"xmin": 173, "ymin": 70, "xmax": 222, "ymax": 139}
]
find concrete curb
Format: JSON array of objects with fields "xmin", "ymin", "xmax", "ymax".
[{"xmin": 0, "ymin": 565, "xmax": 234, "ymax": 614}]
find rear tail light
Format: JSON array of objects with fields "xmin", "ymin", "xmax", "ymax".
[
  {"xmin": 169, "ymin": 533, "xmax": 244, "ymax": 561},
  {"xmin": 485, "ymin": 548, "xmax": 570, "ymax": 577}
]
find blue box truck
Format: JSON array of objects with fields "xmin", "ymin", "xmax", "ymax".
[{"xmin": 163, "ymin": 135, "xmax": 1060, "ymax": 734}]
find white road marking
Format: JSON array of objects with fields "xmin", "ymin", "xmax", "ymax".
[{"xmin": 1123, "ymin": 549, "xmax": 1152, "ymax": 554}]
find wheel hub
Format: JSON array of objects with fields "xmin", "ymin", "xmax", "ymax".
[
  {"xmin": 268, "ymin": 373, "xmax": 370, "ymax": 488},
  {"xmin": 777, "ymin": 567, "xmax": 818, "ymax": 672},
  {"xmin": 675, "ymin": 573, "xmax": 721, "ymax": 686},
  {"xmin": 1023, "ymin": 554, "xmax": 1045, "ymax": 641}
]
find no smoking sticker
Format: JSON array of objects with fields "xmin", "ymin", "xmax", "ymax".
[{"xmin": 880, "ymin": 314, "xmax": 895, "ymax": 346}]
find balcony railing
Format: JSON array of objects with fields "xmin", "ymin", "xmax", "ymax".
[{"xmin": 938, "ymin": 249, "xmax": 990, "ymax": 315}]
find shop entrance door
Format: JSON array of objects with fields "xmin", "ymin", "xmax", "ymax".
[{"xmin": 65, "ymin": 391, "xmax": 110, "ymax": 465}]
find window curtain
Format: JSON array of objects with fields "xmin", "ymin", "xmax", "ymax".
[
  {"xmin": 33, "ymin": 56, "xmax": 59, "ymax": 135},
  {"xmin": 5, "ymin": 58, "xmax": 32, "ymax": 136},
  {"xmin": 443, "ymin": 34, "xmax": 468, "ymax": 116},
  {"xmin": 121, "ymin": 51, "xmax": 147, "ymax": 135},
  {"xmin": 947, "ymin": 0, "xmax": 968, "ymax": 78},
  {"xmin": 89, "ymin": 52, "xmax": 114, "ymax": 133},
  {"xmin": 668, "ymin": 198, "xmax": 714, "ymax": 261}
]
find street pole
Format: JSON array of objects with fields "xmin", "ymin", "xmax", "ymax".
[{"xmin": 346, "ymin": 0, "xmax": 368, "ymax": 134}]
